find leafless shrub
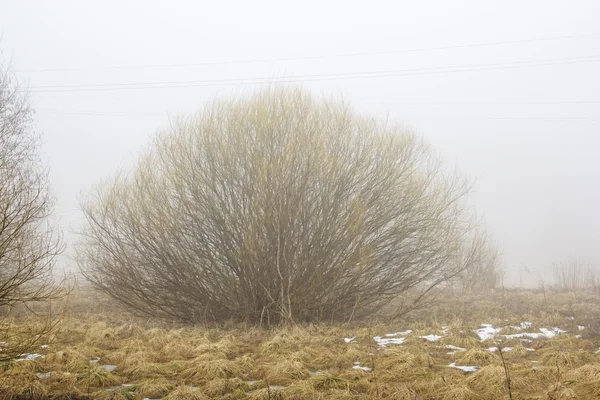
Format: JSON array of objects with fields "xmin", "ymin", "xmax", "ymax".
[
  {"xmin": 0, "ymin": 62, "xmax": 64, "ymax": 359},
  {"xmin": 456, "ymin": 235, "xmax": 503, "ymax": 294},
  {"xmin": 78, "ymin": 87, "xmax": 486, "ymax": 324},
  {"xmin": 552, "ymin": 259, "xmax": 599, "ymax": 291}
]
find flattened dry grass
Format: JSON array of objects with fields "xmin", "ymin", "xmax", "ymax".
[
  {"xmin": 201, "ymin": 378, "xmax": 249, "ymax": 397},
  {"xmin": 3, "ymin": 288, "xmax": 600, "ymax": 400},
  {"xmin": 78, "ymin": 364, "xmax": 121, "ymax": 387},
  {"xmin": 260, "ymin": 359, "xmax": 310, "ymax": 386},
  {"xmin": 136, "ymin": 378, "xmax": 175, "ymax": 398},
  {"xmin": 181, "ymin": 358, "xmax": 243, "ymax": 382},
  {"xmin": 456, "ymin": 348, "xmax": 499, "ymax": 366},
  {"xmin": 539, "ymin": 349, "xmax": 595, "ymax": 368},
  {"xmin": 164, "ymin": 386, "xmax": 210, "ymax": 400},
  {"xmin": 0, "ymin": 379, "xmax": 49, "ymax": 400}
]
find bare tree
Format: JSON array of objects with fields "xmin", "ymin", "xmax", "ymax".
[
  {"xmin": 0, "ymin": 62, "xmax": 63, "ymax": 359},
  {"xmin": 552, "ymin": 259, "xmax": 599, "ymax": 291},
  {"xmin": 456, "ymin": 233, "xmax": 503, "ymax": 294},
  {"xmin": 79, "ymin": 87, "xmax": 484, "ymax": 324}
]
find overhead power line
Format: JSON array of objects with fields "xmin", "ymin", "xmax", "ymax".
[
  {"xmin": 38, "ymin": 100, "xmax": 600, "ymax": 116},
  {"xmin": 22, "ymin": 54, "xmax": 600, "ymax": 93},
  {"xmin": 39, "ymin": 109, "xmax": 600, "ymax": 122},
  {"xmin": 15, "ymin": 32, "xmax": 600, "ymax": 73}
]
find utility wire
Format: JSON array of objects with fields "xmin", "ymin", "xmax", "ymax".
[
  {"xmin": 38, "ymin": 100, "xmax": 600, "ymax": 116},
  {"xmin": 23, "ymin": 54, "xmax": 600, "ymax": 93},
  {"xmin": 16, "ymin": 32, "xmax": 600, "ymax": 73}
]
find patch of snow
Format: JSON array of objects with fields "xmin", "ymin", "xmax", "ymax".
[
  {"xmin": 344, "ymin": 337, "xmax": 356, "ymax": 344},
  {"xmin": 89, "ymin": 358, "xmax": 100, "ymax": 364},
  {"xmin": 101, "ymin": 365, "xmax": 117, "ymax": 372},
  {"xmin": 352, "ymin": 365, "xmax": 372, "ymax": 372},
  {"xmin": 36, "ymin": 372, "xmax": 54, "ymax": 379},
  {"xmin": 373, "ymin": 336, "xmax": 407, "ymax": 347},
  {"xmin": 309, "ymin": 370, "xmax": 320, "ymax": 377},
  {"xmin": 476, "ymin": 324, "xmax": 501, "ymax": 341},
  {"xmin": 488, "ymin": 347, "xmax": 513, "ymax": 352},
  {"xmin": 575, "ymin": 335, "xmax": 582, "ymax": 339},
  {"xmin": 40, "ymin": 345, "xmax": 49, "ymax": 350},
  {"xmin": 578, "ymin": 325, "xmax": 585, "ymax": 331},
  {"xmin": 445, "ymin": 345, "xmax": 466, "ymax": 352},
  {"xmin": 504, "ymin": 327, "xmax": 566, "ymax": 341},
  {"xmin": 384, "ymin": 330, "xmax": 412, "ymax": 337},
  {"xmin": 521, "ymin": 321, "xmax": 533, "ymax": 329},
  {"xmin": 420, "ymin": 334, "xmax": 443, "ymax": 342},
  {"xmin": 17, "ymin": 353, "xmax": 45, "ymax": 361},
  {"xmin": 566, "ymin": 316, "xmax": 575, "ymax": 320},
  {"xmin": 539, "ymin": 327, "xmax": 566, "ymax": 338},
  {"xmin": 448, "ymin": 363, "xmax": 479, "ymax": 373},
  {"xmin": 504, "ymin": 332, "xmax": 544, "ymax": 340}
]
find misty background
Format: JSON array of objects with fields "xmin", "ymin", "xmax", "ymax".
[{"xmin": 1, "ymin": 0, "xmax": 598, "ymax": 286}]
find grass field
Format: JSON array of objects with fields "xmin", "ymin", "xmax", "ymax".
[{"xmin": 1, "ymin": 288, "xmax": 600, "ymax": 399}]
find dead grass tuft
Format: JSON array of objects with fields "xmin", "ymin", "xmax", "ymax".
[
  {"xmin": 311, "ymin": 373, "xmax": 349, "ymax": 390},
  {"xmin": 78, "ymin": 365, "xmax": 121, "ymax": 387},
  {"xmin": 1, "ymin": 379, "xmax": 49, "ymax": 400},
  {"xmin": 546, "ymin": 382, "xmax": 577, "ymax": 399},
  {"xmin": 539, "ymin": 350, "xmax": 595, "ymax": 368},
  {"xmin": 247, "ymin": 387, "xmax": 286, "ymax": 400},
  {"xmin": 201, "ymin": 378, "xmax": 249, "ymax": 397},
  {"xmin": 137, "ymin": 378, "xmax": 176, "ymax": 398},
  {"xmin": 182, "ymin": 358, "xmax": 242, "ymax": 382},
  {"xmin": 261, "ymin": 359, "xmax": 310, "ymax": 386},
  {"xmin": 456, "ymin": 348, "xmax": 498, "ymax": 366},
  {"xmin": 466, "ymin": 364, "xmax": 507, "ymax": 396},
  {"xmin": 164, "ymin": 386, "xmax": 210, "ymax": 400}
]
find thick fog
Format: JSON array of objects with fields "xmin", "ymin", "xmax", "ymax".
[{"xmin": 1, "ymin": 0, "xmax": 599, "ymax": 286}]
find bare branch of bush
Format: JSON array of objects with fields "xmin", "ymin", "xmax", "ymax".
[
  {"xmin": 0, "ymin": 62, "xmax": 64, "ymax": 359},
  {"xmin": 78, "ymin": 87, "xmax": 486, "ymax": 324},
  {"xmin": 552, "ymin": 259, "xmax": 599, "ymax": 291}
]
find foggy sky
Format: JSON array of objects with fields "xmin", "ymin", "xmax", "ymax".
[{"xmin": 1, "ymin": 0, "xmax": 599, "ymax": 285}]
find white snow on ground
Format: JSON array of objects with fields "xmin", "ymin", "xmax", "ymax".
[
  {"xmin": 488, "ymin": 347, "xmax": 513, "ymax": 352},
  {"xmin": 508, "ymin": 321, "xmax": 533, "ymax": 331},
  {"xmin": 476, "ymin": 324, "xmax": 501, "ymax": 341},
  {"xmin": 89, "ymin": 358, "xmax": 100, "ymax": 364},
  {"xmin": 539, "ymin": 327, "xmax": 567, "ymax": 338},
  {"xmin": 40, "ymin": 345, "xmax": 49, "ymax": 350},
  {"xmin": 478, "ymin": 323, "xmax": 568, "ymax": 341},
  {"xmin": 578, "ymin": 325, "xmax": 585, "ymax": 331},
  {"xmin": 445, "ymin": 345, "xmax": 466, "ymax": 352},
  {"xmin": 566, "ymin": 316, "xmax": 575, "ymax": 320},
  {"xmin": 448, "ymin": 363, "xmax": 478, "ymax": 373},
  {"xmin": 101, "ymin": 365, "xmax": 117, "ymax": 372},
  {"xmin": 445, "ymin": 344, "xmax": 466, "ymax": 354},
  {"xmin": 16, "ymin": 353, "xmax": 45, "ymax": 361},
  {"xmin": 374, "ymin": 336, "xmax": 407, "ymax": 347},
  {"xmin": 36, "ymin": 372, "xmax": 54, "ymax": 379},
  {"xmin": 352, "ymin": 362, "xmax": 372, "ymax": 372},
  {"xmin": 372, "ymin": 330, "xmax": 413, "ymax": 347},
  {"xmin": 344, "ymin": 337, "xmax": 356, "ymax": 344},
  {"xmin": 420, "ymin": 334, "xmax": 443, "ymax": 342},
  {"xmin": 385, "ymin": 330, "xmax": 413, "ymax": 337}
]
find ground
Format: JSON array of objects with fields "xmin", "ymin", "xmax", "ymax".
[{"xmin": 1, "ymin": 288, "xmax": 600, "ymax": 399}]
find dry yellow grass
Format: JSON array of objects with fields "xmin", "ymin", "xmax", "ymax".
[{"xmin": 1, "ymin": 288, "xmax": 600, "ymax": 399}]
